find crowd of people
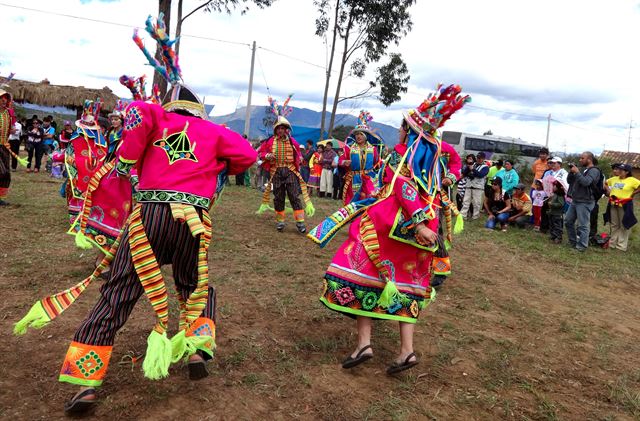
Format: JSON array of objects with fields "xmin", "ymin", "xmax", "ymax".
[{"xmin": 455, "ymin": 147, "xmax": 640, "ymax": 252}]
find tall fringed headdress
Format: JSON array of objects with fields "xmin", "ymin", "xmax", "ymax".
[
  {"xmin": 76, "ymin": 99, "xmax": 103, "ymax": 130},
  {"xmin": 268, "ymin": 94, "xmax": 293, "ymax": 131},
  {"xmin": 108, "ymin": 99, "xmax": 129, "ymax": 119},
  {"xmin": 120, "ymin": 74, "xmax": 161, "ymax": 104},
  {"xmin": 133, "ymin": 14, "xmax": 206, "ymax": 119},
  {"xmin": 347, "ymin": 109, "xmax": 383, "ymax": 147},
  {"xmin": 0, "ymin": 73, "xmax": 27, "ymax": 167}
]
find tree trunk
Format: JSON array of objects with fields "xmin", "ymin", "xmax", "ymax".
[
  {"xmin": 319, "ymin": 0, "xmax": 340, "ymax": 141},
  {"xmin": 328, "ymin": 19, "xmax": 351, "ymax": 137},
  {"xmin": 154, "ymin": 0, "xmax": 172, "ymax": 99},
  {"xmin": 175, "ymin": 0, "xmax": 184, "ymax": 56}
]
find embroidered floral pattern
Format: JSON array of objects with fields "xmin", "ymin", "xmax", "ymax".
[
  {"xmin": 153, "ymin": 126, "xmax": 198, "ymax": 165},
  {"xmin": 334, "ymin": 287, "xmax": 356, "ymax": 305},
  {"xmin": 115, "ymin": 159, "xmax": 135, "ymax": 176},
  {"xmin": 361, "ymin": 292, "xmax": 377, "ymax": 310},
  {"xmin": 402, "ymin": 183, "xmax": 417, "ymax": 201},
  {"xmin": 135, "ymin": 189, "xmax": 211, "ymax": 208},
  {"xmin": 124, "ymin": 106, "xmax": 143, "ymax": 131},
  {"xmin": 411, "ymin": 209, "xmax": 429, "ymax": 226},
  {"xmin": 410, "ymin": 300, "xmax": 419, "ymax": 317}
]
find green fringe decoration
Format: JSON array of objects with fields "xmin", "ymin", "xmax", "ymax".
[
  {"xmin": 170, "ymin": 331, "xmax": 214, "ymax": 363},
  {"xmin": 17, "ymin": 156, "xmax": 28, "ymax": 167},
  {"xmin": 256, "ymin": 203, "xmax": 274, "ymax": 215},
  {"xmin": 419, "ymin": 288, "xmax": 438, "ymax": 310},
  {"xmin": 74, "ymin": 232, "xmax": 94, "ymax": 250},
  {"xmin": 445, "ymin": 239, "xmax": 451, "ymax": 251},
  {"xmin": 13, "ymin": 301, "xmax": 50, "ymax": 335},
  {"xmin": 305, "ymin": 202, "xmax": 315, "ymax": 217},
  {"xmin": 377, "ymin": 281, "xmax": 406, "ymax": 309},
  {"xmin": 142, "ymin": 330, "xmax": 173, "ymax": 380},
  {"xmin": 453, "ymin": 214, "xmax": 464, "ymax": 234}
]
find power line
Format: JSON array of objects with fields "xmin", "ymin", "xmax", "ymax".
[
  {"xmin": 257, "ymin": 46, "xmax": 327, "ymax": 71},
  {"xmin": 255, "ymin": 49, "xmax": 271, "ymax": 95}
]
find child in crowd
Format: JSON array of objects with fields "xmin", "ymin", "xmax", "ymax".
[
  {"xmin": 51, "ymin": 141, "xmax": 65, "ymax": 179},
  {"xmin": 548, "ymin": 181, "xmax": 566, "ymax": 243},
  {"xmin": 530, "ymin": 179, "xmax": 548, "ymax": 231}
]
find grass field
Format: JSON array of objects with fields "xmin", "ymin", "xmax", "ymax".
[{"xmin": 1, "ymin": 170, "xmax": 639, "ymax": 420}]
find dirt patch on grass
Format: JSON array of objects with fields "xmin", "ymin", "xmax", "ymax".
[{"xmin": 1, "ymin": 173, "xmax": 639, "ymax": 420}]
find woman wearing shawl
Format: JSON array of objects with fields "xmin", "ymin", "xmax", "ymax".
[{"xmin": 308, "ymin": 84, "xmax": 470, "ymax": 374}]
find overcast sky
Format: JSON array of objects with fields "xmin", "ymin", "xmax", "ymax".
[{"xmin": 2, "ymin": 0, "xmax": 640, "ymax": 153}]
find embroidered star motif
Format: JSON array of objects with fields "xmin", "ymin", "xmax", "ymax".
[{"xmin": 153, "ymin": 123, "xmax": 198, "ymax": 165}]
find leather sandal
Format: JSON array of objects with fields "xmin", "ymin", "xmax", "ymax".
[
  {"xmin": 341, "ymin": 345, "xmax": 373, "ymax": 369},
  {"xmin": 63, "ymin": 388, "xmax": 96, "ymax": 415},
  {"xmin": 386, "ymin": 352, "xmax": 419, "ymax": 375}
]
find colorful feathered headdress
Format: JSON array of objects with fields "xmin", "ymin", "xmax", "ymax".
[
  {"xmin": 119, "ymin": 74, "xmax": 161, "ymax": 104},
  {"xmin": 348, "ymin": 109, "xmax": 383, "ymax": 146},
  {"xmin": 108, "ymin": 99, "xmax": 129, "ymax": 119},
  {"xmin": 404, "ymin": 84, "xmax": 471, "ymax": 134},
  {"xmin": 76, "ymin": 99, "xmax": 103, "ymax": 130},
  {"xmin": 132, "ymin": 14, "xmax": 206, "ymax": 118},
  {"xmin": 268, "ymin": 94, "xmax": 294, "ymax": 130}
]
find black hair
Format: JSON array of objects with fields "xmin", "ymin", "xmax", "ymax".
[{"xmin": 539, "ymin": 147, "xmax": 549, "ymax": 155}]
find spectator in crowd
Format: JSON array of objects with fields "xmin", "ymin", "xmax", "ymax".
[
  {"xmin": 485, "ymin": 159, "xmax": 503, "ymax": 197},
  {"xmin": 531, "ymin": 147, "xmax": 549, "ymax": 191},
  {"xmin": 42, "ymin": 117, "xmax": 56, "ymax": 173},
  {"xmin": 604, "ymin": 163, "xmax": 640, "ymax": 251},
  {"xmin": 484, "ymin": 177, "xmax": 511, "ymax": 231},
  {"xmin": 308, "ymin": 144, "xmax": 323, "ymax": 196},
  {"xmin": 319, "ymin": 143, "xmax": 337, "ymax": 198},
  {"xmin": 47, "ymin": 114, "xmax": 58, "ymax": 132},
  {"xmin": 26, "ymin": 118, "xmax": 44, "ymax": 173},
  {"xmin": 300, "ymin": 140, "xmax": 315, "ymax": 183},
  {"xmin": 235, "ymin": 134, "xmax": 249, "ymax": 185},
  {"xmin": 9, "ymin": 117, "xmax": 22, "ymax": 171},
  {"xmin": 456, "ymin": 154, "xmax": 474, "ymax": 210},
  {"xmin": 508, "ymin": 183, "xmax": 533, "ymax": 229},
  {"xmin": 548, "ymin": 181, "xmax": 566, "ymax": 243},
  {"xmin": 530, "ymin": 179, "xmax": 548, "ymax": 231},
  {"xmin": 565, "ymin": 151, "xmax": 600, "ymax": 251},
  {"xmin": 460, "ymin": 151, "xmax": 489, "ymax": 219},
  {"xmin": 495, "ymin": 159, "xmax": 520, "ymax": 194},
  {"xmin": 333, "ymin": 147, "xmax": 346, "ymax": 201},
  {"xmin": 588, "ymin": 156, "xmax": 605, "ymax": 242},
  {"xmin": 58, "ymin": 120, "xmax": 74, "ymax": 149},
  {"xmin": 540, "ymin": 156, "xmax": 568, "ymax": 231}
]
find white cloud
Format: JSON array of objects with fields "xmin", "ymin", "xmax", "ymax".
[{"xmin": 1, "ymin": 0, "xmax": 639, "ymax": 153}]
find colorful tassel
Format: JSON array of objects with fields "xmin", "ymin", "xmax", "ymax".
[
  {"xmin": 304, "ymin": 201, "xmax": 315, "ymax": 217},
  {"xmin": 170, "ymin": 331, "xmax": 214, "ymax": 363},
  {"xmin": 142, "ymin": 330, "xmax": 173, "ymax": 380},
  {"xmin": 454, "ymin": 213, "xmax": 464, "ymax": 234},
  {"xmin": 376, "ymin": 280, "xmax": 406, "ymax": 309},
  {"xmin": 74, "ymin": 232, "xmax": 94, "ymax": 250},
  {"xmin": 13, "ymin": 301, "xmax": 50, "ymax": 335},
  {"xmin": 256, "ymin": 203, "xmax": 274, "ymax": 214}
]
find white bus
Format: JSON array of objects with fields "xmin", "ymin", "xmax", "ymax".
[{"xmin": 441, "ymin": 131, "xmax": 545, "ymax": 165}]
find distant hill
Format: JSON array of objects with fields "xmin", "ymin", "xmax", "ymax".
[{"xmin": 211, "ymin": 106, "xmax": 399, "ymax": 144}]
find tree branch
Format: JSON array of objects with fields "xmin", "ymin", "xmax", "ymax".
[
  {"xmin": 337, "ymin": 86, "xmax": 376, "ymax": 103},
  {"xmin": 181, "ymin": 0, "xmax": 214, "ymax": 24}
]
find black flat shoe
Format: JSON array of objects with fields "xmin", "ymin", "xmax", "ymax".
[
  {"xmin": 63, "ymin": 388, "xmax": 96, "ymax": 415},
  {"xmin": 341, "ymin": 345, "xmax": 373, "ymax": 369},
  {"xmin": 188, "ymin": 359, "xmax": 209, "ymax": 380},
  {"xmin": 387, "ymin": 352, "xmax": 419, "ymax": 375}
]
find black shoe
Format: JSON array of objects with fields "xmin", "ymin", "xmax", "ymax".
[
  {"xmin": 342, "ymin": 345, "xmax": 373, "ymax": 369},
  {"xmin": 64, "ymin": 388, "xmax": 97, "ymax": 415},
  {"xmin": 188, "ymin": 359, "xmax": 209, "ymax": 380},
  {"xmin": 0, "ymin": 200, "xmax": 9, "ymax": 206},
  {"xmin": 276, "ymin": 222, "xmax": 285, "ymax": 232},
  {"xmin": 296, "ymin": 222, "xmax": 306, "ymax": 234},
  {"xmin": 387, "ymin": 352, "xmax": 419, "ymax": 375},
  {"xmin": 430, "ymin": 275, "xmax": 446, "ymax": 290}
]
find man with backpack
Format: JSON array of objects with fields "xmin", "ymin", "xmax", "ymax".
[{"xmin": 565, "ymin": 151, "xmax": 602, "ymax": 251}]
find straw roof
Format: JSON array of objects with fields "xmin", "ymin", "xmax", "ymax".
[
  {"xmin": 0, "ymin": 76, "xmax": 119, "ymax": 111},
  {"xmin": 601, "ymin": 150, "xmax": 640, "ymax": 169}
]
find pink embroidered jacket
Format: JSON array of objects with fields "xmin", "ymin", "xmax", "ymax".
[
  {"xmin": 115, "ymin": 101, "xmax": 257, "ymax": 209},
  {"xmin": 257, "ymin": 135, "xmax": 303, "ymax": 172}
]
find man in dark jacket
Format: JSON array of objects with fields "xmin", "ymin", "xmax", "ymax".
[{"xmin": 565, "ymin": 151, "xmax": 599, "ymax": 251}]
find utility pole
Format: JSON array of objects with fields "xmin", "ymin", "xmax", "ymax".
[
  {"xmin": 545, "ymin": 113, "xmax": 551, "ymax": 148},
  {"xmin": 244, "ymin": 41, "xmax": 257, "ymax": 138},
  {"xmin": 627, "ymin": 118, "xmax": 633, "ymax": 153}
]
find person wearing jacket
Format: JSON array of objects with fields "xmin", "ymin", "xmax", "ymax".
[
  {"xmin": 565, "ymin": 151, "xmax": 599, "ymax": 251},
  {"xmin": 459, "ymin": 152, "xmax": 489, "ymax": 219}
]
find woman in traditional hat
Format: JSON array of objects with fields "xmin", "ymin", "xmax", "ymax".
[
  {"xmin": 308, "ymin": 84, "xmax": 470, "ymax": 374},
  {"xmin": 0, "ymin": 89, "xmax": 17, "ymax": 205},
  {"xmin": 340, "ymin": 110, "xmax": 383, "ymax": 205}
]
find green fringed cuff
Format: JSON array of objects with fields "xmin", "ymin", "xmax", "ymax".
[
  {"xmin": 115, "ymin": 159, "xmax": 135, "ymax": 176},
  {"xmin": 411, "ymin": 209, "xmax": 429, "ymax": 226}
]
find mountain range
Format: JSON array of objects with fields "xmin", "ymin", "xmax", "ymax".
[{"xmin": 210, "ymin": 106, "xmax": 399, "ymax": 143}]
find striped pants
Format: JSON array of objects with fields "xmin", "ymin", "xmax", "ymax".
[
  {"xmin": 272, "ymin": 168, "xmax": 304, "ymax": 222},
  {"xmin": 73, "ymin": 202, "xmax": 216, "ymax": 346}
]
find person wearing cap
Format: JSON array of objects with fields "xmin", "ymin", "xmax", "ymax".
[
  {"xmin": 460, "ymin": 151, "xmax": 489, "ymax": 220},
  {"xmin": 340, "ymin": 110, "xmax": 383, "ymax": 205},
  {"xmin": 531, "ymin": 147, "xmax": 549, "ymax": 189},
  {"xmin": 484, "ymin": 176, "xmax": 511, "ymax": 231},
  {"xmin": 604, "ymin": 163, "xmax": 640, "ymax": 251},
  {"xmin": 308, "ymin": 84, "xmax": 470, "ymax": 375},
  {"xmin": 508, "ymin": 183, "xmax": 533, "ymax": 229},
  {"xmin": 485, "ymin": 159, "xmax": 503, "ymax": 197},
  {"xmin": 0, "ymin": 89, "xmax": 17, "ymax": 205},
  {"xmin": 25, "ymin": 118, "xmax": 44, "ymax": 173},
  {"xmin": 257, "ymin": 95, "xmax": 314, "ymax": 232},
  {"xmin": 14, "ymin": 15, "xmax": 259, "ymax": 414},
  {"xmin": 541, "ymin": 157, "xmax": 568, "ymax": 196},
  {"xmin": 495, "ymin": 159, "xmax": 520, "ymax": 195}
]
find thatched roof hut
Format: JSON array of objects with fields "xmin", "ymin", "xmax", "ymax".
[{"xmin": 0, "ymin": 76, "xmax": 119, "ymax": 111}]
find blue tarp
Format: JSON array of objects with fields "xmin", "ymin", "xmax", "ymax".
[{"xmin": 260, "ymin": 125, "xmax": 327, "ymax": 145}]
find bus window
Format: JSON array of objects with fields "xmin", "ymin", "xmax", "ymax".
[
  {"xmin": 442, "ymin": 131, "xmax": 462, "ymax": 145},
  {"xmin": 465, "ymin": 137, "xmax": 495, "ymax": 152}
]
